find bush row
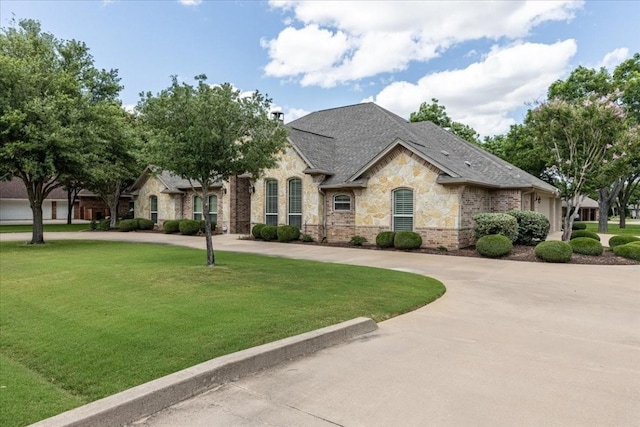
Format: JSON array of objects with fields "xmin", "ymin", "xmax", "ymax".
[
  {"xmin": 372, "ymin": 231, "xmax": 422, "ymax": 250},
  {"xmin": 116, "ymin": 218, "xmax": 155, "ymax": 232},
  {"xmin": 612, "ymin": 241, "xmax": 640, "ymax": 261},
  {"xmin": 161, "ymin": 219, "xmax": 216, "ymax": 235},
  {"xmin": 251, "ymin": 224, "xmax": 300, "ymax": 242}
]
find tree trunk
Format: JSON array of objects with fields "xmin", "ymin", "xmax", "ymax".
[
  {"xmin": 597, "ymin": 180, "xmax": 625, "ymax": 233},
  {"xmin": 203, "ymin": 195, "xmax": 215, "ymax": 266},
  {"xmin": 67, "ymin": 189, "xmax": 73, "ymax": 224},
  {"xmin": 31, "ymin": 199, "xmax": 45, "ymax": 244}
]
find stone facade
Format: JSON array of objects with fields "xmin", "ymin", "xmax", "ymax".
[{"xmin": 133, "ymin": 176, "xmax": 182, "ymax": 225}]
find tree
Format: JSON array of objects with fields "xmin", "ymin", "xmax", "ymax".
[
  {"xmin": 527, "ymin": 97, "xmax": 629, "ymax": 240},
  {"xmin": 85, "ymin": 106, "xmax": 142, "ymax": 228},
  {"xmin": 137, "ymin": 76, "xmax": 288, "ymax": 266},
  {"xmin": 482, "ymin": 124, "xmax": 552, "ymax": 182},
  {"xmin": 410, "ymin": 98, "xmax": 481, "ymax": 144},
  {"xmin": 0, "ymin": 19, "xmax": 121, "ymax": 243}
]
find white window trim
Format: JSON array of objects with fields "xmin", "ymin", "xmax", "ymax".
[
  {"xmin": 392, "ymin": 188, "xmax": 414, "ymax": 232},
  {"xmin": 333, "ymin": 194, "xmax": 352, "ymax": 211},
  {"xmin": 265, "ymin": 180, "xmax": 278, "ymax": 226}
]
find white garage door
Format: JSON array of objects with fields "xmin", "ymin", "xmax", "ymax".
[{"xmin": 0, "ymin": 200, "xmax": 69, "ymax": 221}]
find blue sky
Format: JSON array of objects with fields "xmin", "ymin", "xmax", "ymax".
[{"xmin": 1, "ymin": 0, "xmax": 638, "ymax": 136}]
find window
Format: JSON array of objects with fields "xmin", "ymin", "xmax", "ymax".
[
  {"xmin": 393, "ymin": 189, "xmax": 413, "ymax": 231},
  {"xmin": 288, "ymin": 178, "xmax": 302, "ymax": 228},
  {"xmin": 193, "ymin": 195, "xmax": 217, "ymax": 224},
  {"xmin": 334, "ymin": 194, "xmax": 351, "ymax": 211},
  {"xmin": 265, "ymin": 180, "xmax": 278, "ymax": 226},
  {"xmin": 150, "ymin": 196, "xmax": 158, "ymax": 223}
]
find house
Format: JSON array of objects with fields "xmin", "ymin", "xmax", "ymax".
[
  {"xmin": 0, "ymin": 178, "xmax": 72, "ymax": 221},
  {"xmin": 562, "ymin": 196, "xmax": 599, "ymax": 222},
  {"xmin": 132, "ymin": 103, "xmax": 561, "ymax": 249}
]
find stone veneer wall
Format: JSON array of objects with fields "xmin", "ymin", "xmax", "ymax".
[
  {"xmin": 133, "ymin": 176, "xmax": 182, "ymax": 224},
  {"xmin": 250, "ymin": 146, "xmax": 323, "ymax": 240},
  {"xmin": 182, "ymin": 188, "xmax": 224, "ymax": 228}
]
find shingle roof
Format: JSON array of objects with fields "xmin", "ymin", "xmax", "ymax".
[
  {"xmin": 0, "ymin": 178, "xmax": 70, "ymax": 199},
  {"xmin": 130, "ymin": 166, "xmax": 221, "ymax": 194},
  {"xmin": 287, "ymin": 103, "xmax": 558, "ymax": 193}
]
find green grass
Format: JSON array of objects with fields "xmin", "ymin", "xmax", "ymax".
[
  {"xmin": 584, "ymin": 223, "xmax": 640, "ymax": 236},
  {"xmin": 0, "ymin": 240, "xmax": 445, "ymax": 426},
  {"xmin": 0, "ymin": 223, "xmax": 90, "ymax": 233}
]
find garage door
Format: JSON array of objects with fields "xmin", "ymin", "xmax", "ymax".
[{"xmin": 0, "ymin": 200, "xmax": 69, "ymax": 221}]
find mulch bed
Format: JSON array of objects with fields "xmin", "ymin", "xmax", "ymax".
[{"xmin": 297, "ymin": 241, "xmax": 639, "ymax": 265}]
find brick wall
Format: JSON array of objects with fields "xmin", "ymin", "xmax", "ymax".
[
  {"xmin": 490, "ymin": 190, "xmax": 521, "ymax": 212},
  {"xmin": 325, "ymin": 189, "xmax": 357, "ymax": 242}
]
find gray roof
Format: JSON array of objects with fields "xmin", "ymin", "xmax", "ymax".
[
  {"xmin": 130, "ymin": 166, "xmax": 221, "ymax": 195},
  {"xmin": 287, "ymin": 103, "xmax": 558, "ymax": 193}
]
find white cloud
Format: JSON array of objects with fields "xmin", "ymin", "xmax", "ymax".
[
  {"xmin": 179, "ymin": 0, "xmax": 202, "ymax": 6},
  {"xmin": 284, "ymin": 107, "xmax": 311, "ymax": 123},
  {"xmin": 596, "ymin": 47, "xmax": 629, "ymax": 70},
  {"xmin": 122, "ymin": 104, "xmax": 136, "ymax": 113},
  {"xmin": 263, "ymin": 1, "xmax": 583, "ymax": 87},
  {"xmin": 368, "ymin": 40, "xmax": 578, "ymax": 136}
]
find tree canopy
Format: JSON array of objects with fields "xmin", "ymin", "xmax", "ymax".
[
  {"xmin": 0, "ymin": 19, "xmax": 123, "ymax": 243},
  {"xmin": 409, "ymin": 98, "xmax": 480, "ymax": 144},
  {"xmin": 137, "ymin": 76, "xmax": 288, "ymax": 266}
]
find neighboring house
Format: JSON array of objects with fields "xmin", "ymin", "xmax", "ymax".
[
  {"xmin": 76, "ymin": 190, "xmax": 132, "ymax": 221},
  {"xmin": 0, "ymin": 178, "xmax": 72, "ymax": 221},
  {"xmin": 562, "ymin": 196, "xmax": 599, "ymax": 222},
  {"xmin": 133, "ymin": 103, "xmax": 561, "ymax": 249}
]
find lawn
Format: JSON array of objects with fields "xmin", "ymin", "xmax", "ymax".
[
  {"xmin": 584, "ymin": 222, "xmax": 640, "ymax": 236},
  {"xmin": 0, "ymin": 223, "xmax": 91, "ymax": 233},
  {"xmin": 0, "ymin": 240, "xmax": 445, "ymax": 426}
]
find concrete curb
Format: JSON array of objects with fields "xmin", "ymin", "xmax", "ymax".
[{"xmin": 29, "ymin": 317, "xmax": 378, "ymax": 427}]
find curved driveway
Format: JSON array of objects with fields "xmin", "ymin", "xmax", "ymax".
[{"xmin": 2, "ymin": 232, "xmax": 639, "ymax": 426}]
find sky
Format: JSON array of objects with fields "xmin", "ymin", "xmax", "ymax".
[{"xmin": 1, "ymin": 0, "xmax": 638, "ymax": 137}]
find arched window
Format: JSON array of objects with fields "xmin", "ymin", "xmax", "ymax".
[
  {"xmin": 265, "ymin": 180, "xmax": 278, "ymax": 226},
  {"xmin": 193, "ymin": 195, "xmax": 218, "ymax": 224},
  {"xmin": 288, "ymin": 178, "xmax": 302, "ymax": 228},
  {"xmin": 150, "ymin": 196, "xmax": 158, "ymax": 223},
  {"xmin": 393, "ymin": 188, "xmax": 413, "ymax": 231},
  {"xmin": 334, "ymin": 194, "xmax": 351, "ymax": 211}
]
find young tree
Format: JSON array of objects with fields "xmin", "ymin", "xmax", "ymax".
[
  {"xmin": 0, "ymin": 19, "xmax": 122, "ymax": 243},
  {"xmin": 137, "ymin": 76, "xmax": 288, "ymax": 266},
  {"xmin": 527, "ymin": 97, "xmax": 629, "ymax": 240},
  {"xmin": 410, "ymin": 98, "xmax": 481, "ymax": 144}
]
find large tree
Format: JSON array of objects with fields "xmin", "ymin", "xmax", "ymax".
[
  {"xmin": 527, "ymin": 97, "xmax": 629, "ymax": 240},
  {"xmin": 137, "ymin": 76, "xmax": 288, "ymax": 266},
  {"xmin": 410, "ymin": 98, "xmax": 481, "ymax": 144},
  {"xmin": 0, "ymin": 19, "xmax": 122, "ymax": 243}
]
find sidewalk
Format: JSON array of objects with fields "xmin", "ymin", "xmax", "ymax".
[{"xmin": 3, "ymin": 232, "xmax": 639, "ymax": 426}]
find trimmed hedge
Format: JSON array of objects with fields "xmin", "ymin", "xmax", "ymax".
[
  {"xmin": 97, "ymin": 219, "xmax": 110, "ymax": 231},
  {"xmin": 260, "ymin": 225, "xmax": 278, "ymax": 241},
  {"xmin": 612, "ymin": 242, "xmax": 640, "ymax": 261},
  {"xmin": 394, "ymin": 231, "xmax": 422, "ymax": 250},
  {"xmin": 277, "ymin": 225, "xmax": 300, "ymax": 242},
  {"xmin": 570, "ymin": 230, "xmax": 600, "ymax": 241},
  {"xmin": 350, "ymin": 235, "xmax": 367, "ymax": 246},
  {"xmin": 608, "ymin": 235, "xmax": 640, "ymax": 248},
  {"xmin": 475, "ymin": 234, "xmax": 513, "ymax": 258},
  {"xmin": 162, "ymin": 220, "xmax": 180, "ymax": 234},
  {"xmin": 569, "ymin": 237, "xmax": 603, "ymax": 256},
  {"xmin": 179, "ymin": 219, "xmax": 201, "ymax": 235},
  {"xmin": 136, "ymin": 218, "xmax": 155, "ymax": 231},
  {"xmin": 534, "ymin": 241, "xmax": 573, "ymax": 263},
  {"xmin": 572, "ymin": 222, "xmax": 587, "ymax": 230},
  {"xmin": 119, "ymin": 219, "xmax": 138, "ymax": 232},
  {"xmin": 376, "ymin": 231, "xmax": 396, "ymax": 248},
  {"xmin": 506, "ymin": 210, "xmax": 550, "ymax": 245},
  {"xmin": 252, "ymin": 223, "xmax": 266, "ymax": 239},
  {"xmin": 473, "ymin": 213, "xmax": 518, "ymax": 242},
  {"xmin": 301, "ymin": 234, "xmax": 314, "ymax": 243}
]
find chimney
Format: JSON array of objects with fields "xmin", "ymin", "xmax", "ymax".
[{"xmin": 271, "ymin": 111, "xmax": 284, "ymax": 122}]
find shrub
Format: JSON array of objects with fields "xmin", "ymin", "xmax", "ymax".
[
  {"xmin": 90, "ymin": 220, "xmax": 97, "ymax": 230},
  {"xmin": 350, "ymin": 235, "xmax": 367, "ymax": 246},
  {"xmin": 301, "ymin": 234, "xmax": 314, "ymax": 243},
  {"xmin": 197, "ymin": 220, "xmax": 216, "ymax": 233},
  {"xmin": 569, "ymin": 237, "xmax": 603, "ymax": 256},
  {"xmin": 136, "ymin": 218, "xmax": 155, "ymax": 231},
  {"xmin": 162, "ymin": 220, "xmax": 180, "ymax": 234},
  {"xmin": 534, "ymin": 241, "xmax": 573, "ymax": 263},
  {"xmin": 376, "ymin": 231, "xmax": 395, "ymax": 248},
  {"xmin": 252, "ymin": 223, "xmax": 266, "ymax": 239},
  {"xmin": 572, "ymin": 222, "xmax": 587, "ymax": 230},
  {"xmin": 612, "ymin": 242, "xmax": 640, "ymax": 261},
  {"xmin": 260, "ymin": 225, "xmax": 278, "ymax": 241},
  {"xmin": 179, "ymin": 219, "xmax": 201, "ymax": 235},
  {"xmin": 97, "ymin": 219, "xmax": 111, "ymax": 231},
  {"xmin": 506, "ymin": 210, "xmax": 550, "ymax": 245},
  {"xmin": 277, "ymin": 225, "xmax": 301, "ymax": 242},
  {"xmin": 608, "ymin": 235, "xmax": 640, "ymax": 248},
  {"xmin": 475, "ymin": 234, "xmax": 513, "ymax": 258},
  {"xmin": 118, "ymin": 219, "xmax": 138, "ymax": 232},
  {"xmin": 570, "ymin": 230, "xmax": 600, "ymax": 241},
  {"xmin": 473, "ymin": 213, "xmax": 518, "ymax": 242},
  {"xmin": 394, "ymin": 231, "xmax": 422, "ymax": 250}
]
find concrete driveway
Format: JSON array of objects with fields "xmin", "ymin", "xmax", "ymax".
[{"xmin": 2, "ymin": 232, "xmax": 639, "ymax": 426}]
